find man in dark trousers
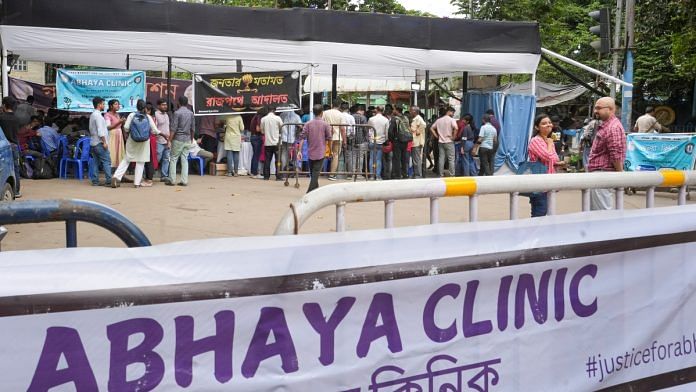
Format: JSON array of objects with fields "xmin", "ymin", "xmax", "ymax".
[
  {"xmin": 298, "ymin": 105, "xmax": 332, "ymax": 193},
  {"xmin": 390, "ymin": 106, "xmax": 411, "ymax": 179}
]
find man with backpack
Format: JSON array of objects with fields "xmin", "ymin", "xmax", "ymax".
[
  {"xmin": 409, "ymin": 106, "xmax": 426, "ymax": 178},
  {"xmin": 349, "ymin": 105, "xmax": 369, "ymax": 179},
  {"xmin": 389, "ymin": 106, "xmax": 412, "ymax": 180}
]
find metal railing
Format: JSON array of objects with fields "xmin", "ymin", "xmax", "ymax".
[
  {"xmin": 274, "ymin": 170, "xmax": 696, "ymax": 235},
  {"xmin": 276, "ymin": 123, "xmax": 379, "ymax": 187},
  {"xmin": 0, "ymin": 199, "xmax": 151, "ymax": 249}
]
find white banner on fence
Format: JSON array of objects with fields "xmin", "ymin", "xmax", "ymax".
[{"xmin": 1, "ymin": 206, "xmax": 696, "ymax": 391}]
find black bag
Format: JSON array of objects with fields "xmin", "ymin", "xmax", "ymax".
[
  {"xmin": 396, "ymin": 116, "xmax": 413, "ymax": 142},
  {"xmin": 31, "ymin": 157, "xmax": 55, "ymax": 179}
]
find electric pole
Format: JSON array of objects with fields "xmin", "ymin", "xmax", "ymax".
[
  {"xmin": 621, "ymin": 0, "xmax": 635, "ymax": 131},
  {"xmin": 610, "ymin": 0, "xmax": 623, "ymax": 100}
]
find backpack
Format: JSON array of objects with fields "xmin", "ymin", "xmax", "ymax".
[
  {"xmin": 129, "ymin": 113, "xmax": 151, "ymax": 142},
  {"xmin": 396, "ymin": 115, "xmax": 413, "ymax": 143},
  {"xmin": 31, "ymin": 157, "xmax": 55, "ymax": 179}
]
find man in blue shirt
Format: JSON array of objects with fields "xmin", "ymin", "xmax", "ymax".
[
  {"xmin": 37, "ymin": 123, "xmax": 61, "ymax": 154},
  {"xmin": 477, "ymin": 114, "xmax": 498, "ymax": 176}
]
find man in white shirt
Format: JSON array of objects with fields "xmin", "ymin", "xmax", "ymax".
[
  {"xmin": 340, "ymin": 102, "xmax": 357, "ymax": 176},
  {"xmin": 261, "ymin": 108, "xmax": 284, "ymax": 180},
  {"xmin": 87, "ymin": 96, "xmax": 113, "ymax": 187},
  {"xmin": 367, "ymin": 106, "xmax": 389, "ymax": 180},
  {"xmin": 633, "ymin": 106, "xmax": 661, "ymax": 133},
  {"xmin": 322, "ymin": 100, "xmax": 346, "ymax": 180},
  {"xmin": 409, "ymin": 106, "xmax": 427, "ymax": 178}
]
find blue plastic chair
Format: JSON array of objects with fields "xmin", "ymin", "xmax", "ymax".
[
  {"xmin": 187, "ymin": 153, "xmax": 205, "ymax": 176},
  {"xmin": 61, "ymin": 137, "xmax": 91, "ymax": 180},
  {"xmin": 18, "ymin": 143, "xmax": 36, "ymax": 165}
]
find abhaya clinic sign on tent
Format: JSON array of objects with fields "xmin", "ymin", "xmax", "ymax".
[
  {"xmin": 56, "ymin": 69, "xmax": 146, "ymax": 112},
  {"xmin": 194, "ymin": 71, "xmax": 300, "ymax": 115}
]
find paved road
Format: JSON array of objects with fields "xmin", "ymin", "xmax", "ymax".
[{"xmin": 2, "ymin": 174, "xmax": 692, "ymax": 251}]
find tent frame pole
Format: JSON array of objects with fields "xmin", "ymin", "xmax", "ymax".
[
  {"xmin": 167, "ymin": 56, "xmax": 172, "ymax": 113},
  {"xmin": 424, "ymin": 70, "xmax": 430, "ymax": 178},
  {"xmin": 529, "ymin": 72, "xmax": 536, "ymax": 139},
  {"xmin": 1, "ymin": 48, "xmax": 8, "ymax": 98},
  {"xmin": 309, "ymin": 64, "xmax": 315, "ymax": 120},
  {"xmin": 331, "ymin": 64, "xmax": 337, "ymax": 104}
]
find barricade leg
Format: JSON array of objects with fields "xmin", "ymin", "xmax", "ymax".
[
  {"xmin": 509, "ymin": 192, "xmax": 519, "ymax": 220},
  {"xmin": 615, "ymin": 188, "xmax": 624, "ymax": 210},
  {"xmin": 646, "ymin": 187, "xmax": 655, "ymax": 208},
  {"xmin": 430, "ymin": 197, "xmax": 439, "ymax": 224},
  {"xmin": 385, "ymin": 200, "xmax": 395, "ymax": 228},
  {"xmin": 469, "ymin": 195, "xmax": 478, "ymax": 222}
]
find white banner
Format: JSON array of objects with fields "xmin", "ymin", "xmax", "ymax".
[{"xmin": 1, "ymin": 206, "xmax": 696, "ymax": 391}]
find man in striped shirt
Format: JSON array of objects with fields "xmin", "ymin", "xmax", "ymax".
[{"xmin": 587, "ymin": 97, "xmax": 626, "ymax": 210}]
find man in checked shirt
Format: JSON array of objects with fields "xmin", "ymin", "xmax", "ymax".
[{"xmin": 587, "ymin": 97, "xmax": 626, "ymax": 210}]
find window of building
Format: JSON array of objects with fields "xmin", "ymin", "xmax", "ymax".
[{"xmin": 12, "ymin": 60, "xmax": 27, "ymax": 72}]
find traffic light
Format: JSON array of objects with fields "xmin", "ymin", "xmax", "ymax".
[{"xmin": 588, "ymin": 8, "xmax": 611, "ymax": 54}]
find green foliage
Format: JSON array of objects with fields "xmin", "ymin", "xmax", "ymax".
[
  {"xmin": 450, "ymin": 0, "xmax": 607, "ymax": 85},
  {"xmin": 634, "ymin": 0, "xmax": 695, "ymax": 100},
  {"xmin": 202, "ymin": 0, "xmax": 433, "ymax": 15},
  {"xmin": 451, "ymin": 0, "xmax": 695, "ymax": 104}
]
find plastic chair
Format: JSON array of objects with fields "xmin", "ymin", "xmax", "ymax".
[
  {"xmin": 40, "ymin": 138, "xmax": 51, "ymax": 158},
  {"xmin": 61, "ymin": 137, "xmax": 91, "ymax": 180},
  {"xmin": 56, "ymin": 136, "xmax": 70, "ymax": 175},
  {"xmin": 18, "ymin": 143, "xmax": 36, "ymax": 165},
  {"xmin": 187, "ymin": 153, "xmax": 205, "ymax": 176}
]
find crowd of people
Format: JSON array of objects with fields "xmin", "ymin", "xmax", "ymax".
[
  {"xmin": 0, "ymin": 92, "xmax": 530, "ymax": 198},
  {"xmin": 247, "ymin": 101, "xmax": 504, "ymax": 193},
  {"xmin": 0, "ymin": 91, "xmax": 631, "ymax": 218}
]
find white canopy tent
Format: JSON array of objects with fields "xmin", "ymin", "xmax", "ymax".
[{"xmin": 0, "ymin": 0, "xmax": 542, "ymax": 107}]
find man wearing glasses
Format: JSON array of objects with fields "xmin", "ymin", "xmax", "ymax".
[{"xmin": 587, "ymin": 97, "xmax": 626, "ymax": 210}]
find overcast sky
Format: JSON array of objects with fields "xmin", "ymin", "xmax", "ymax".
[{"xmin": 398, "ymin": 0, "xmax": 461, "ymax": 18}]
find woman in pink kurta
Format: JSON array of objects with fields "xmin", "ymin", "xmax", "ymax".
[
  {"xmin": 527, "ymin": 114, "xmax": 562, "ymax": 217},
  {"xmin": 104, "ymin": 99, "xmax": 125, "ymax": 168}
]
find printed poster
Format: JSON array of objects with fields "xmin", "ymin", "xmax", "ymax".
[
  {"xmin": 56, "ymin": 69, "xmax": 146, "ymax": 112},
  {"xmin": 193, "ymin": 71, "xmax": 300, "ymax": 115}
]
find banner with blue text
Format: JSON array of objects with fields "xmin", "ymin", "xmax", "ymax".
[
  {"xmin": 56, "ymin": 69, "xmax": 146, "ymax": 112},
  {"xmin": 0, "ymin": 206, "xmax": 695, "ymax": 391},
  {"xmin": 625, "ymin": 133, "xmax": 696, "ymax": 171}
]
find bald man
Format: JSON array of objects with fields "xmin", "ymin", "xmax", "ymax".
[{"xmin": 587, "ymin": 97, "xmax": 626, "ymax": 210}]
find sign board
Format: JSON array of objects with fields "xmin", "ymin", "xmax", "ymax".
[
  {"xmin": 625, "ymin": 133, "xmax": 696, "ymax": 171},
  {"xmin": 56, "ymin": 69, "xmax": 146, "ymax": 113},
  {"xmin": 193, "ymin": 71, "xmax": 300, "ymax": 115},
  {"xmin": 1, "ymin": 207, "xmax": 696, "ymax": 391}
]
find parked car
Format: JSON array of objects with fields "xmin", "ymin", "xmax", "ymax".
[{"xmin": 0, "ymin": 130, "xmax": 16, "ymax": 201}]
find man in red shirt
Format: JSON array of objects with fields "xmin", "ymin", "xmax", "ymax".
[{"xmin": 587, "ymin": 97, "xmax": 626, "ymax": 210}]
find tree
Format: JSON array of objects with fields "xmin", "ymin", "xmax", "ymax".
[
  {"xmin": 450, "ymin": 0, "xmax": 606, "ymax": 86},
  {"xmin": 634, "ymin": 0, "xmax": 695, "ymax": 103},
  {"xmin": 203, "ymin": 0, "xmax": 433, "ymax": 15}
]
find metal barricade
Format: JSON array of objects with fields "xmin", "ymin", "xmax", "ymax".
[
  {"xmin": 0, "ymin": 199, "xmax": 151, "ymax": 249},
  {"xmin": 274, "ymin": 170, "xmax": 696, "ymax": 235},
  {"xmin": 276, "ymin": 123, "xmax": 379, "ymax": 188}
]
